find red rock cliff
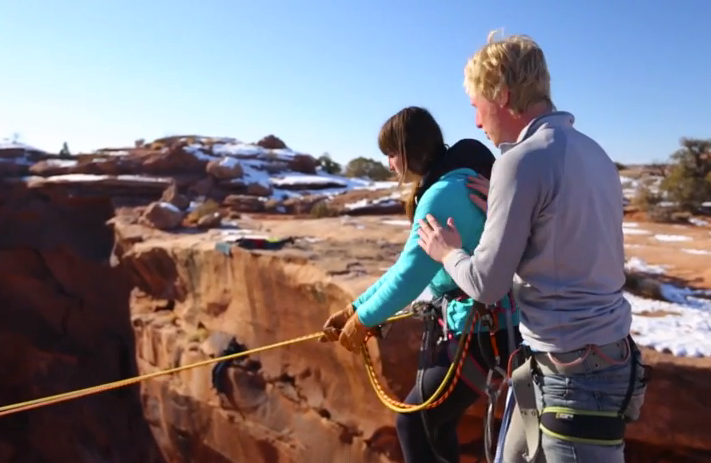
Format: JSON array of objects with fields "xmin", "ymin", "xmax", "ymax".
[
  {"xmin": 0, "ymin": 185, "xmax": 164, "ymax": 463},
  {"xmin": 1, "ymin": 185, "xmax": 710, "ymax": 463}
]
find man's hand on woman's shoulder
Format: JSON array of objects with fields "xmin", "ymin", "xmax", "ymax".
[{"xmin": 467, "ymin": 175, "xmax": 489, "ymax": 213}]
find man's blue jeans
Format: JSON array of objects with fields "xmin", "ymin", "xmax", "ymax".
[{"xmin": 503, "ymin": 337, "xmax": 649, "ymax": 463}]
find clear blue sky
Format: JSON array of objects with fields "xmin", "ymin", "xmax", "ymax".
[{"xmin": 1, "ymin": 0, "xmax": 709, "ymax": 165}]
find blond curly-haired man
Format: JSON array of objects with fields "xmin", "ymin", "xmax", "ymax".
[{"xmin": 417, "ymin": 31, "xmax": 650, "ymax": 463}]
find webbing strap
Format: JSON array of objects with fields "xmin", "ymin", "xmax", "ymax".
[
  {"xmin": 493, "ymin": 387, "xmax": 516, "ymax": 463},
  {"xmin": 511, "ymin": 356, "xmax": 541, "ymax": 462},
  {"xmin": 416, "ymin": 307, "xmax": 450, "ymax": 463}
]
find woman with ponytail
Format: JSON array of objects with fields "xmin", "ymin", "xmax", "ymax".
[{"xmin": 320, "ymin": 106, "xmax": 521, "ymax": 463}]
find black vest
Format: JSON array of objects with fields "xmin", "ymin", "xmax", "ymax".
[{"xmin": 414, "ymin": 138, "xmax": 496, "ymax": 207}]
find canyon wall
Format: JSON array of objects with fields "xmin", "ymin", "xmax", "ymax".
[
  {"xmin": 0, "ymin": 184, "xmax": 709, "ymax": 462},
  {"xmin": 0, "ymin": 185, "xmax": 164, "ymax": 463}
]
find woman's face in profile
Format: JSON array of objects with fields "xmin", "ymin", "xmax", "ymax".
[{"xmin": 387, "ymin": 153, "xmax": 404, "ymax": 177}]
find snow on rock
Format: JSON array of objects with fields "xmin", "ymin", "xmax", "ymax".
[
  {"xmin": 625, "ymin": 256, "xmax": 667, "ymax": 274},
  {"xmin": 623, "ymin": 227, "xmax": 651, "ymax": 235},
  {"xmin": 621, "ymin": 256, "xmax": 711, "ymax": 357},
  {"xmin": 270, "ymin": 174, "xmax": 347, "ymax": 190},
  {"xmin": 653, "ymin": 234, "xmax": 693, "ymax": 242},
  {"xmin": 682, "ymin": 248, "xmax": 711, "ymax": 255},
  {"xmin": 628, "ymin": 290, "xmax": 711, "ymax": 357},
  {"xmin": 382, "ymin": 219, "xmax": 410, "ymax": 227},
  {"xmin": 689, "ymin": 217, "xmax": 709, "ymax": 227},
  {"xmin": 1, "ymin": 136, "xmax": 400, "ymax": 215},
  {"xmin": 0, "ymin": 140, "xmax": 46, "ymax": 155}
]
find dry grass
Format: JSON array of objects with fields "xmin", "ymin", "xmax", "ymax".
[{"xmin": 185, "ymin": 199, "xmax": 221, "ymax": 224}]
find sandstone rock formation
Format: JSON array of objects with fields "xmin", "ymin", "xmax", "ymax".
[
  {"xmin": 0, "ymin": 142, "xmax": 709, "ymax": 463},
  {"xmin": 0, "ymin": 183, "xmax": 164, "ymax": 463},
  {"xmin": 0, "ymin": 136, "xmax": 403, "ymax": 218},
  {"xmin": 256, "ymin": 134, "xmax": 288, "ymax": 150}
]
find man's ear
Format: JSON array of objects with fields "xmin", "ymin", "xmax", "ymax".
[{"xmin": 495, "ymin": 87, "xmax": 509, "ymax": 109}]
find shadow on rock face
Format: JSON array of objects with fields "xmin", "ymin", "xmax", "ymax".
[{"xmin": 0, "ymin": 184, "xmax": 165, "ymax": 463}]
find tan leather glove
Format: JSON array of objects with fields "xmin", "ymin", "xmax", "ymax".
[
  {"xmin": 318, "ymin": 304, "xmax": 355, "ymax": 342},
  {"xmin": 338, "ymin": 312, "xmax": 370, "ymax": 354}
]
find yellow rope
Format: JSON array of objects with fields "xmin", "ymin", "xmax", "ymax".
[
  {"xmin": 0, "ymin": 312, "xmax": 415, "ymax": 417},
  {"xmin": 361, "ymin": 325, "xmax": 471, "ymax": 413},
  {"xmin": 361, "ymin": 299, "xmax": 485, "ymax": 413}
]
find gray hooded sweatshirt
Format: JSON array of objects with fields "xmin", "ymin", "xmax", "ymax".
[{"xmin": 443, "ymin": 111, "xmax": 632, "ymax": 353}]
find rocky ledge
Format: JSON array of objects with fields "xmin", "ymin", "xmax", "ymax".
[
  {"xmin": 0, "ymin": 180, "xmax": 709, "ymax": 462},
  {"xmin": 0, "ymin": 136, "xmax": 403, "ymax": 221}
]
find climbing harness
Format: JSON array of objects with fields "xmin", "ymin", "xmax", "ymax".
[
  {"xmin": 508, "ymin": 335, "xmax": 652, "ymax": 462},
  {"xmin": 358, "ymin": 289, "xmax": 519, "ymax": 463}
]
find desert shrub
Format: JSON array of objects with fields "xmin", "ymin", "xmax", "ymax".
[
  {"xmin": 186, "ymin": 326, "xmax": 209, "ymax": 343},
  {"xmin": 646, "ymin": 205, "xmax": 674, "ymax": 223},
  {"xmin": 317, "ymin": 153, "xmax": 342, "ymax": 175},
  {"xmin": 150, "ymin": 141, "xmax": 165, "ymax": 151},
  {"xmin": 309, "ymin": 201, "xmax": 337, "ymax": 218},
  {"xmin": 185, "ymin": 199, "xmax": 220, "ymax": 223},
  {"xmin": 658, "ymin": 137, "xmax": 711, "ymax": 212},
  {"xmin": 59, "ymin": 142, "xmax": 71, "ymax": 157},
  {"xmin": 344, "ymin": 157, "xmax": 392, "ymax": 181},
  {"xmin": 631, "ymin": 183, "xmax": 662, "ymax": 209}
]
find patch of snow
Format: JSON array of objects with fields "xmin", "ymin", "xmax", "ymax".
[
  {"xmin": 0, "ymin": 156, "xmax": 33, "ymax": 165},
  {"xmin": 623, "ymin": 222, "xmax": 639, "ymax": 227},
  {"xmin": 344, "ymin": 196, "xmax": 400, "ymax": 211},
  {"xmin": 0, "ymin": 140, "xmax": 45, "ymax": 153},
  {"xmin": 41, "ymin": 159, "xmax": 78, "ymax": 168},
  {"xmin": 353, "ymin": 181, "xmax": 399, "ymax": 191},
  {"xmin": 157, "ymin": 201, "xmax": 181, "ymax": 213},
  {"xmin": 184, "ymin": 144, "xmax": 217, "ymax": 161},
  {"xmin": 35, "ymin": 174, "xmax": 171, "ymax": 183},
  {"xmin": 270, "ymin": 175, "xmax": 347, "ymax": 187},
  {"xmin": 653, "ymin": 234, "xmax": 692, "ymax": 242},
  {"xmin": 625, "ymin": 257, "xmax": 667, "ymax": 274},
  {"xmin": 682, "ymin": 248, "xmax": 711, "ymax": 255},
  {"xmin": 218, "ymin": 156, "xmax": 240, "ymax": 169},
  {"xmin": 95, "ymin": 150, "xmax": 130, "ymax": 156},
  {"xmin": 689, "ymin": 217, "xmax": 709, "ymax": 227},
  {"xmin": 213, "ymin": 143, "xmax": 265, "ymax": 158},
  {"xmin": 40, "ymin": 174, "xmax": 109, "ymax": 182},
  {"xmin": 382, "ymin": 219, "xmax": 410, "ymax": 227},
  {"xmin": 622, "ymin": 227, "xmax": 651, "ymax": 235},
  {"xmin": 218, "ymin": 229, "xmax": 271, "ymax": 241},
  {"xmin": 628, "ymin": 290, "xmax": 711, "ymax": 357},
  {"xmin": 302, "ymin": 237, "xmax": 324, "ymax": 243}
]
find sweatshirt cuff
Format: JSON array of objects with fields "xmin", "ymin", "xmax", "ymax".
[
  {"xmin": 443, "ymin": 248, "xmax": 471, "ymax": 277},
  {"xmin": 356, "ymin": 309, "xmax": 376, "ymax": 328}
]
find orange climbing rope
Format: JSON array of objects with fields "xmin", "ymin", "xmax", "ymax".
[
  {"xmin": 0, "ymin": 304, "xmax": 494, "ymax": 418},
  {"xmin": 362, "ymin": 302, "xmax": 485, "ymax": 413},
  {"xmin": 0, "ymin": 313, "xmax": 411, "ymax": 417}
]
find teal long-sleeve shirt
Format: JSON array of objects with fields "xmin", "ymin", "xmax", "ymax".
[{"xmin": 353, "ymin": 168, "xmax": 519, "ymax": 333}]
